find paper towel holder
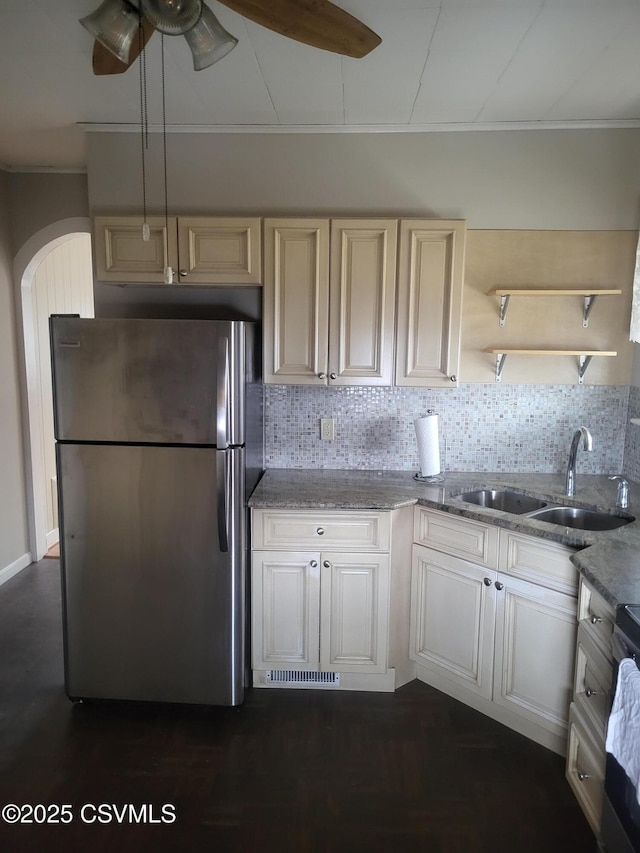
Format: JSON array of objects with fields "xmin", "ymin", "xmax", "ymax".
[
  {"xmin": 413, "ymin": 409, "xmax": 445, "ymax": 483},
  {"xmin": 413, "ymin": 472, "xmax": 445, "ymax": 483}
]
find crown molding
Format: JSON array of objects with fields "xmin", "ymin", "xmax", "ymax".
[{"xmin": 78, "ymin": 119, "xmax": 640, "ymax": 135}]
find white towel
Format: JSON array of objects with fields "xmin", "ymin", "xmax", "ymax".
[{"xmin": 606, "ymin": 657, "xmax": 640, "ymax": 803}]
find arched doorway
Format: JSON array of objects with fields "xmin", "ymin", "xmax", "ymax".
[{"xmin": 15, "ymin": 218, "xmax": 93, "ymax": 562}]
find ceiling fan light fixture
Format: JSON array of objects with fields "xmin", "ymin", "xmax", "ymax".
[
  {"xmin": 184, "ymin": 4, "xmax": 238, "ymax": 70},
  {"xmin": 80, "ymin": 0, "xmax": 140, "ymax": 64},
  {"xmin": 140, "ymin": 0, "xmax": 202, "ymax": 35}
]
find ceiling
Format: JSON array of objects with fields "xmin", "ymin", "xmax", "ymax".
[{"xmin": 2, "ymin": 0, "xmax": 640, "ymax": 171}]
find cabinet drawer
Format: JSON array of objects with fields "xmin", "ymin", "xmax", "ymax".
[
  {"xmin": 573, "ymin": 625, "xmax": 612, "ymax": 742},
  {"xmin": 413, "ymin": 507, "xmax": 498, "ymax": 568},
  {"xmin": 577, "ymin": 577, "xmax": 614, "ymax": 659},
  {"xmin": 566, "ymin": 703, "xmax": 605, "ymax": 835},
  {"xmin": 252, "ymin": 510, "xmax": 390, "ymax": 551},
  {"xmin": 499, "ymin": 531, "xmax": 577, "ymax": 596}
]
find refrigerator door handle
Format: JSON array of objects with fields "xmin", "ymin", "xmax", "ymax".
[
  {"xmin": 217, "ymin": 336, "xmax": 229, "ymax": 449},
  {"xmin": 217, "ymin": 452, "xmax": 229, "ymax": 553}
]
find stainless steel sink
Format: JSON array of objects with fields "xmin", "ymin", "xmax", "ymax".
[
  {"xmin": 527, "ymin": 505, "xmax": 635, "ymax": 531},
  {"xmin": 455, "ymin": 489, "xmax": 548, "ymax": 514}
]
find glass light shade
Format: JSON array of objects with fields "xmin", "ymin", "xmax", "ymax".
[
  {"xmin": 141, "ymin": 0, "xmax": 202, "ymax": 35},
  {"xmin": 184, "ymin": 4, "xmax": 238, "ymax": 71},
  {"xmin": 80, "ymin": 0, "xmax": 140, "ymax": 64}
]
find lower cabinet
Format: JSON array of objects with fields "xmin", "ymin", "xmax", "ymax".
[
  {"xmin": 565, "ymin": 576, "xmax": 615, "ymax": 835},
  {"xmin": 410, "ymin": 547, "xmax": 496, "ymax": 700},
  {"xmin": 251, "ymin": 549, "xmax": 389, "ymax": 674},
  {"xmin": 566, "ymin": 704, "xmax": 607, "ymax": 834},
  {"xmin": 410, "ymin": 507, "xmax": 578, "ymax": 755},
  {"xmin": 250, "ymin": 508, "xmax": 412, "ymax": 692},
  {"xmin": 251, "ymin": 504, "xmax": 585, "ymax": 756},
  {"xmin": 492, "ymin": 573, "xmax": 577, "ymax": 735}
]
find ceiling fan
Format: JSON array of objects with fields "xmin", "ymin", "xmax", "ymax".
[{"xmin": 81, "ymin": 0, "xmax": 382, "ymax": 75}]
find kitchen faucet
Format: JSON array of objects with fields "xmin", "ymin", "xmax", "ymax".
[{"xmin": 565, "ymin": 427, "xmax": 593, "ymax": 497}]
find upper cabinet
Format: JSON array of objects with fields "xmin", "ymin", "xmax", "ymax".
[
  {"xmin": 93, "ymin": 216, "xmax": 262, "ymax": 286},
  {"xmin": 94, "ymin": 216, "xmax": 178, "ymax": 283},
  {"xmin": 329, "ymin": 219, "xmax": 398, "ymax": 386},
  {"xmin": 95, "ymin": 213, "xmax": 466, "ymax": 387},
  {"xmin": 263, "ymin": 216, "xmax": 465, "ymax": 387},
  {"xmin": 176, "ymin": 217, "xmax": 262, "ymax": 285},
  {"xmin": 263, "ymin": 218, "xmax": 330, "ymax": 386},
  {"xmin": 395, "ymin": 220, "xmax": 466, "ymax": 388},
  {"xmin": 263, "ymin": 218, "xmax": 397, "ymax": 386}
]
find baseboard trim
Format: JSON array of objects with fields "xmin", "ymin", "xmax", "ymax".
[{"xmin": 0, "ymin": 553, "xmax": 32, "ymax": 588}]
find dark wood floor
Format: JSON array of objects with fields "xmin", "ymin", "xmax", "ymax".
[{"xmin": 0, "ymin": 560, "xmax": 595, "ymax": 853}]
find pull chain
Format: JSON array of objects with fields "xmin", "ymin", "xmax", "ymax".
[
  {"xmin": 161, "ymin": 33, "xmax": 172, "ymax": 283},
  {"xmin": 139, "ymin": 11, "xmax": 149, "ymax": 241}
]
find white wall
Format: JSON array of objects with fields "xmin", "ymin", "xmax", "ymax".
[
  {"xmin": 0, "ymin": 172, "xmax": 90, "ymax": 579},
  {"xmin": 87, "ymin": 128, "xmax": 640, "ymax": 228},
  {"xmin": 0, "ymin": 171, "xmax": 30, "ymax": 581},
  {"xmin": 8, "ymin": 173, "xmax": 90, "ymax": 256}
]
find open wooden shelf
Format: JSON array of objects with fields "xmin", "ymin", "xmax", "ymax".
[
  {"xmin": 487, "ymin": 288, "xmax": 622, "ymax": 327},
  {"xmin": 483, "ymin": 348, "xmax": 617, "ymax": 383}
]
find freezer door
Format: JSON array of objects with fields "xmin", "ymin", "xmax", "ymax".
[
  {"xmin": 57, "ymin": 443, "xmax": 246, "ymax": 705},
  {"xmin": 50, "ymin": 317, "xmax": 246, "ymax": 446}
]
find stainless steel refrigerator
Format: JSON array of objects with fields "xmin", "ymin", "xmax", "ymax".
[{"xmin": 50, "ymin": 317, "xmax": 263, "ymax": 706}]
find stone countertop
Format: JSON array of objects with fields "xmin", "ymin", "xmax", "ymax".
[{"xmin": 249, "ymin": 469, "xmax": 640, "ymax": 608}]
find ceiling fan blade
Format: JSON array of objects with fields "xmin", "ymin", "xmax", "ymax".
[
  {"xmin": 93, "ymin": 17, "xmax": 155, "ymax": 75},
  {"xmin": 215, "ymin": 0, "xmax": 381, "ymax": 58}
]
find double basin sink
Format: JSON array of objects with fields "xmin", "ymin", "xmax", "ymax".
[{"xmin": 453, "ymin": 488, "xmax": 634, "ymax": 532}]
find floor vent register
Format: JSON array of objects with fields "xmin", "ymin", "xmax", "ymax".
[{"xmin": 266, "ymin": 670, "xmax": 340, "ymax": 687}]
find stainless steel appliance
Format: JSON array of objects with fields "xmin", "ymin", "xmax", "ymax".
[
  {"xmin": 601, "ymin": 605, "xmax": 640, "ymax": 852},
  {"xmin": 50, "ymin": 317, "xmax": 263, "ymax": 706}
]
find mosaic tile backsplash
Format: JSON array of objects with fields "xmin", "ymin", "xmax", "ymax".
[
  {"xmin": 265, "ymin": 384, "xmax": 632, "ymax": 475},
  {"xmin": 624, "ymin": 384, "xmax": 640, "ymax": 481}
]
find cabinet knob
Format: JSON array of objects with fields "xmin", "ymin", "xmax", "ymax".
[
  {"xmin": 589, "ymin": 614, "xmax": 602, "ymax": 624},
  {"xmin": 323, "ymin": 560, "xmax": 330, "ymax": 568},
  {"xmin": 310, "ymin": 560, "xmax": 318, "ymax": 568},
  {"xmin": 330, "ymin": 372, "xmax": 337, "ymax": 380},
  {"xmin": 449, "ymin": 375, "xmax": 457, "ymax": 382},
  {"xmin": 179, "ymin": 269, "xmax": 187, "ymax": 277},
  {"xmin": 316, "ymin": 527, "xmax": 325, "ymax": 536},
  {"xmin": 495, "ymin": 581, "xmax": 504, "ymax": 591},
  {"xmin": 483, "ymin": 577, "xmax": 493, "ymax": 586},
  {"xmin": 318, "ymin": 373, "xmax": 326, "ymax": 380},
  {"xmin": 577, "ymin": 771, "xmax": 591, "ymax": 782},
  {"xmin": 585, "ymin": 686, "xmax": 598, "ymax": 698}
]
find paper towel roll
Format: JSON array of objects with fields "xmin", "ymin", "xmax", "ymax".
[{"xmin": 414, "ymin": 413, "xmax": 441, "ymax": 477}]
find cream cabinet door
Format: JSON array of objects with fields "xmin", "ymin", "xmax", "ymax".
[
  {"xmin": 395, "ymin": 220, "xmax": 466, "ymax": 387},
  {"xmin": 493, "ymin": 575, "xmax": 577, "ymax": 738},
  {"xmin": 410, "ymin": 544, "xmax": 496, "ymax": 699},
  {"xmin": 320, "ymin": 552, "xmax": 390, "ymax": 674},
  {"xmin": 329, "ymin": 219, "xmax": 397, "ymax": 385},
  {"xmin": 94, "ymin": 216, "xmax": 178, "ymax": 283},
  {"xmin": 251, "ymin": 550, "xmax": 320, "ymax": 671},
  {"xmin": 263, "ymin": 218, "xmax": 330, "ymax": 385},
  {"xmin": 176, "ymin": 217, "xmax": 261, "ymax": 285}
]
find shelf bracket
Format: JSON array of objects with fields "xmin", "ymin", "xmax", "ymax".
[
  {"xmin": 495, "ymin": 352, "xmax": 507, "ymax": 382},
  {"xmin": 498, "ymin": 294, "xmax": 510, "ymax": 327},
  {"xmin": 578, "ymin": 355, "xmax": 593, "ymax": 384},
  {"xmin": 583, "ymin": 295, "xmax": 597, "ymax": 328}
]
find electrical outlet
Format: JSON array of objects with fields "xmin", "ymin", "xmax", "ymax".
[{"xmin": 320, "ymin": 418, "xmax": 335, "ymax": 441}]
